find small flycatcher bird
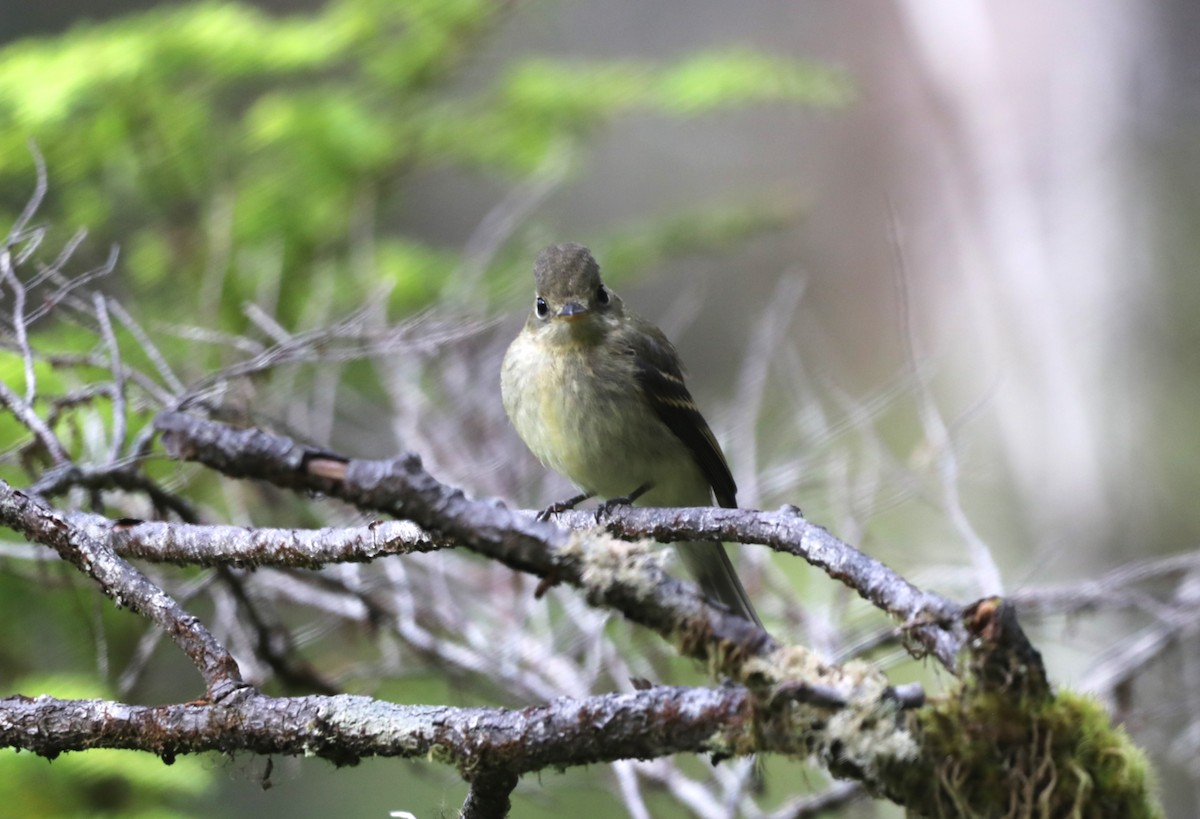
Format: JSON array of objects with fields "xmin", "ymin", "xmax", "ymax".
[{"xmin": 501, "ymin": 243, "xmax": 761, "ymax": 626}]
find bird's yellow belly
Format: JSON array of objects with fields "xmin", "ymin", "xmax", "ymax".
[
  {"xmin": 531, "ymin": 356, "xmax": 705, "ymax": 503},
  {"xmin": 502, "ymin": 333, "xmax": 710, "ymax": 505}
]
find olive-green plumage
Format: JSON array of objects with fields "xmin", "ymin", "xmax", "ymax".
[{"xmin": 501, "ymin": 243, "xmax": 760, "ymax": 626}]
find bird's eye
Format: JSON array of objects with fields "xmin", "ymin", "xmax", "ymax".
[
  {"xmin": 596, "ymin": 285, "xmax": 610, "ymax": 305},
  {"xmin": 535, "ymin": 297, "xmax": 549, "ymax": 318}
]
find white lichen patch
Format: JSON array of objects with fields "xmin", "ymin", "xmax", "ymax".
[
  {"xmin": 825, "ymin": 692, "xmax": 919, "ymax": 770},
  {"xmin": 742, "ymin": 645, "xmax": 831, "ymax": 687},
  {"xmin": 569, "ymin": 531, "xmax": 666, "ymax": 598},
  {"xmin": 746, "ymin": 647, "xmax": 919, "ymax": 773},
  {"xmin": 822, "ymin": 661, "xmax": 919, "ymax": 780}
]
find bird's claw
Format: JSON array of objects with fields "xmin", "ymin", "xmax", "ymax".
[
  {"xmin": 593, "ymin": 482, "xmax": 653, "ymax": 523},
  {"xmin": 536, "ymin": 491, "xmax": 594, "ymax": 522}
]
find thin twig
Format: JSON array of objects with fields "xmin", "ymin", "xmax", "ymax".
[
  {"xmin": 1, "ymin": 247, "xmax": 37, "ymax": 405},
  {"xmin": 106, "ymin": 297, "xmax": 186, "ymax": 396},
  {"xmin": 457, "ymin": 155, "xmax": 569, "ymax": 297},
  {"xmin": 5, "ymin": 140, "xmax": 48, "ymax": 248},
  {"xmin": 766, "ymin": 780, "xmax": 864, "ymax": 819},
  {"xmin": 23, "ymin": 244, "xmax": 120, "ymax": 328},
  {"xmin": 31, "ymin": 463, "xmax": 198, "ymax": 522},
  {"xmin": 27, "ymin": 228, "xmax": 88, "ymax": 291},
  {"xmin": 0, "ymin": 379, "xmax": 70, "ymax": 466},
  {"xmin": 217, "ymin": 566, "xmax": 339, "ymax": 695},
  {"xmin": 93, "ymin": 292, "xmax": 128, "ymax": 464},
  {"xmin": 886, "ymin": 199, "xmax": 1003, "ymax": 597}
]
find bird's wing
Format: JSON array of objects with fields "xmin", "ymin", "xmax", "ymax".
[{"xmin": 628, "ymin": 318, "xmax": 737, "ymax": 508}]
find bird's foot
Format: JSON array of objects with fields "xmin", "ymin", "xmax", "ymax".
[
  {"xmin": 594, "ymin": 482, "xmax": 653, "ymax": 522},
  {"xmin": 537, "ymin": 491, "xmax": 594, "ymax": 522}
]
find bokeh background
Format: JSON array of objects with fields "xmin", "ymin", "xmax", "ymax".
[{"xmin": 2, "ymin": 0, "xmax": 1198, "ymax": 816}]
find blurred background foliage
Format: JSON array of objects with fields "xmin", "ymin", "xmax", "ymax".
[{"xmin": 0, "ymin": 0, "xmax": 847, "ymax": 341}]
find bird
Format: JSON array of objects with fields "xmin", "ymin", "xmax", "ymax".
[{"xmin": 501, "ymin": 242, "xmax": 761, "ymax": 627}]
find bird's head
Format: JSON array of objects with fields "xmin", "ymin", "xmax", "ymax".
[{"xmin": 527, "ymin": 243, "xmax": 623, "ymax": 342}]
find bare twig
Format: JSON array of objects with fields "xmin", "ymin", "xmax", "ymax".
[
  {"xmin": 1010, "ymin": 551, "xmax": 1200, "ymax": 617},
  {"xmin": 887, "ymin": 201, "xmax": 1003, "ymax": 597},
  {"xmin": 0, "ymin": 379, "xmax": 70, "ymax": 466},
  {"xmin": 612, "ymin": 761, "xmax": 652, "ymax": 819},
  {"xmin": 93, "ymin": 292, "xmax": 128, "ymax": 464},
  {"xmin": 1082, "ymin": 571, "xmax": 1200, "ymax": 700},
  {"xmin": 23, "ymin": 244, "xmax": 120, "ymax": 328},
  {"xmin": 169, "ymin": 311, "xmax": 496, "ymax": 400},
  {"xmin": 732, "ymin": 274, "xmax": 807, "ymax": 510},
  {"xmin": 1, "ymin": 247, "xmax": 38, "ymax": 405},
  {"xmin": 4, "ymin": 140, "xmax": 48, "ymax": 250},
  {"xmin": 216, "ymin": 566, "xmax": 339, "ymax": 695},
  {"xmin": 457, "ymin": 155, "xmax": 569, "ymax": 297},
  {"xmin": 25, "ymin": 228, "xmax": 89, "ymax": 292},
  {"xmin": 106, "ymin": 297, "xmax": 186, "ymax": 397},
  {"xmin": 31, "ymin": 463, "xmax": 198, "ymax": 522},
  {"xmin": 766, "ymin": 780, "xmax": 863, "ymax": 819}
]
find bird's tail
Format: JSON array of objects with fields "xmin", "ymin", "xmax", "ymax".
[{"xmin": 676, "ymin": 541, "xmax": 762, "ymax": 628}]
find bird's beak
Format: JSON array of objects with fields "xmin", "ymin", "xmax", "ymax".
[{"xmin": 556, "ymin": 302, "xmax": 590, "ymax": 321}]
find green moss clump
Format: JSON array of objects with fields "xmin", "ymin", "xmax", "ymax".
[{"xmin": 891, "ymin": 685, "xmax": 1162, "ymax": 818}]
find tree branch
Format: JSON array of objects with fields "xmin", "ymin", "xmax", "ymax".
[
  {"xmin": 153, "ymin": 410, "xmax": 781, "ymax": 682},
  {"xmin": 152, "ymin": 410, "xmax": 964, "ymax": 671},
  {"xmin": 0, "ymin": 408, "xmax": 1163, "ymax": 816},
  {"xmin": 553, "ymin": 505, "xmax": 964, "ymax": 669},
  {"xmin": 31, "ymin": 463, "xmax": 199, "ymax": 522},
  {"xmin": 0, "ymin": 686, "xmax": 755, "ymax": 770},
  {"xmin": 460, "ymin": 770, "xmax": 520, "ymax": 819},
  {"xmin": 96, "ymin": 515, "xmax": 452, "ymax": 567},
  {"xmin": 0, "ymin": 480, "xmax": 243, "ymax": 701}
]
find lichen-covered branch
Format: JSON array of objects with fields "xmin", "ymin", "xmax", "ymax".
[
  {"xmin": 0, "ymin": 411, "xmax": 1166, "ymax": 816},
  {"xmin": 153, "ymin": 410, "xmax": 781, "ymax": 681},
  {"xmin": 552, "ymin": 504, "xmax": 964, "ymax": 669},
  {"xmin": 0, "ymin": 685, "xmax": 752, "ymax": 769},
  {"xmin": 152, "ymin": 410, "xmax": 963, "ymax": 671},
  {"xmin": 0, "ymin": 480, "xmax": 244, "ymax": 701},
  {"xmin": 90, "ymin": 513, "xmax": 452, "ymax": 568},
  {"xmin": 2, "ymin": 487, "xmax": 932, "ymax": 802}
]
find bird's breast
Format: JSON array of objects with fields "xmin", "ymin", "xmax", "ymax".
[{"xmin": 503, "ymin": 336, "xmax": 701, "ymax": 501}]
